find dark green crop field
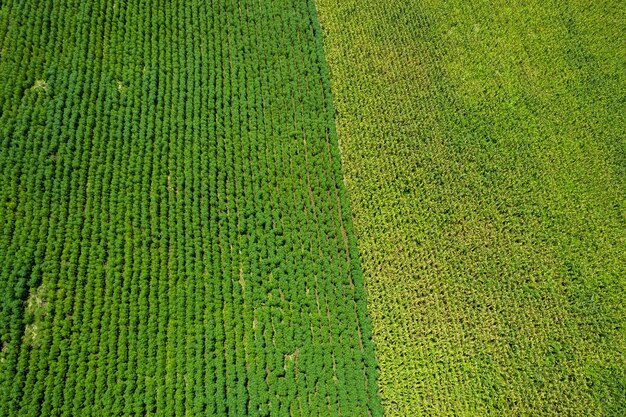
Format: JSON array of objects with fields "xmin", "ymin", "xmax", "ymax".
[
  {"xmin": 0, "ymin": 0, "xmax": 381, "ymax": 415},
  {"xmin": 316, "ymin": 0, "xmax": 625, "ymax": 415}
]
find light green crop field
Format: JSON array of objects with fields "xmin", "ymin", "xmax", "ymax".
[{"xmin": 316, "ymin": 0, "xmax": 626, "ymax": 415}]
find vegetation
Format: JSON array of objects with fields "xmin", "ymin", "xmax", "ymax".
[
  {"xmin": 316, "ymin": 0, "xmax": 626, "ymax": 415},
  {"xmin": 0, "ymin": 0, "xmax": 381, "ymax": 415}
]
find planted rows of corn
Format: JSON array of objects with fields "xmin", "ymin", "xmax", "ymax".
[{"xmin": 316, "ymin": 0, "xmax": 626, "ymax": 415}]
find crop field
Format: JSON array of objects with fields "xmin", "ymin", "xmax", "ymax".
[
  {"xmin": 0, "ymin": 0, "xmax": 381, "ymax": 415},
  {"xmin": 1, "ymin": 0, "xmax": 625, "ymax": 416},
  {"xmin": 316, "ymin": 0, "xmax": 626, "ymax": 415}
]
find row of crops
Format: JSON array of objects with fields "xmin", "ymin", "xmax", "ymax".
[
  {"xmin": 0, "ymin": 0, "xmax": 381, "ymax": 415},
  {"xmin": 316, "ymin": 0, "xmax": 626, "ymax": 415}
]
